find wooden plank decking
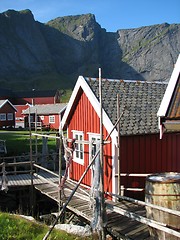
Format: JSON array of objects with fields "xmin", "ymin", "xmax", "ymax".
[
  {"xmin": 2, "ymin": 172, "xmax": 58, "ymax": 186},
  {"xmin": 0, "ymin": 172, "xmax": 153, "ymax": 239}
]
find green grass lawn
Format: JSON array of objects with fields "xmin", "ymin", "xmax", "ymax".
[
  {"xmin": 0, "ymin": 130, "xmax": 57, "ymax": 156},
  {"xmin": 0, "ymin": 212, "xmax": 94, "ymax": 240}
]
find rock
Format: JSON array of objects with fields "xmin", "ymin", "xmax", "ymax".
[
  {"xmin": 54, "ymin": 224, "xmax": 92, "ymax": 236},
  {"xmin": 19, "ymin": 214, "xmax": 35, "ymax": 221}
]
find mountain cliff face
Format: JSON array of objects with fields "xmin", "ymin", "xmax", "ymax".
[
  {"xmin": 0, "ymin": 10, "xmax": 55, "ymax": 79},
  {"xmin": 0, "ymin": 9, "xmax": 179, "ymax": 90}
]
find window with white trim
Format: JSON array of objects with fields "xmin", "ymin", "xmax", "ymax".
[
  {"xmin": 49, "ymin": 115, "xmax": 55, "ymax": 123},
  {"xmin": 0, "ymin": 113, "xmax": 6, "ymax": 121},
  {"xmin": 72, "ymin": 131, "xmax": 84, "ymax": 165},
  {"xmin": 7, "ymin": 113, "xmax": 13, "ymax": 120},
  {"xmin": 88, "ymin": 133, "xmax": 100, "ymax": 184},
  {"xmin": 88, "ymin": 133, "xmax": 100, "ymax": 162}
]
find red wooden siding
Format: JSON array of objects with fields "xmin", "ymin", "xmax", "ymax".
[
  {"xmin": 43, "ymin": 115, "xmax": 59, "ymax": 130},
  {"xmin": 24, "ymin": 114, "xmax": 60, "ymax": 130},
  {"xmin": 15, "ymin": 105, "xmax": 29, "ymax": 119},
  {"xmin": 23, "ymin": 97, "xmax": 55, "ymax": 105},
  {"xmin": 68, "ymin": 91, "xmax": 112, "ymax": 194},
  {"xmin": 120, "ymin": 132, "xmax": 180, "ymax": 199},
  {"xmin": 0, "ymin": 102, "xmax": 16, "ymax": 128},
  {"xmin": 66, "ymin": 88, "xmax": 180, "ymax": 201}
]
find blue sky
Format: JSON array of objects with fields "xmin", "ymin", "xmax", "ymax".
[{"xmin": 0, "ymin": 0, "xmax": 180, "ymax": 32}]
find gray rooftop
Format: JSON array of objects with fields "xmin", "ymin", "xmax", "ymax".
[
  {"xmin": 23, "ymin": 103, "xmax": 67, "ymax": 115},
  {"xmin": 85, "ymin": 78, "xmax": 167, "ymax": 135}
]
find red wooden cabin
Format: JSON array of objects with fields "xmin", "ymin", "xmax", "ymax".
[
  {"xmin": 23, "ymin": 103, "xmax": 67, "ymax": 130},
  {"xmin": 61, "ymin": 75, "xmax": 180, "ymax": 200},
  {"xmin": 0, "ymin": 99, "xmax": 17, "ymax": 129}
]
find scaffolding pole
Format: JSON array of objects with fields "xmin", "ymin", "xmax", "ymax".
[
  {"xmin": 117, "ymin": 94, "xmax": 121, "ymax": 196},
  {"xmin": 99, "ymin": 68, "xmax": 106, "ymax": 239}
]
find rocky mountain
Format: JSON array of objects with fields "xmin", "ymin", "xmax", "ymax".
[{"xmin": 0, "ymin": 9, "xmax": 179, "ymax": 91}]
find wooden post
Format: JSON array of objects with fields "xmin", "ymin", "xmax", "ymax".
[
  {"xmin": 58, "ymin": 130, "xmax": 63, "ymax": 222},
  {"xmin": 99, "ymin": 68, "xmax": 106, "ymax": 240},
  {"xmin": 35, "ymin": 108, "xmax": 38, "ymax": 163},
  {"xmin": 117, "ymin": 94, "xmax": 121, "ymax": 196},
  {"xmin": 29, "ymin": 108, "xmax": 34, "ymax": 217}
]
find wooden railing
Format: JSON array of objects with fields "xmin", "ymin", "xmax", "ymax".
[
  {"xmin": 115, "ymin": 173, "xmax": 150, "ymax": 193},
  {"xmin": 106, "ymin": 192, "xmax": 180, "ymax": 239},
  {"xmin": 0, "ymin": 161, "xmax": 34, "ymax": 175},
  {"xmin": 0, "ymin": 153, "xmax": 59, "ymax": 175}
]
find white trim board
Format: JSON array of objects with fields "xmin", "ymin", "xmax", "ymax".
[
  {"xmin": 61, "ymin": 76, "xmax": 118, "ymax": 141},
  {"xmin": 157, "ymin": 54, "xmax": 180, "ymax": 117}
]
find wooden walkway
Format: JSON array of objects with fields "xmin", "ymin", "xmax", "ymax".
[{"xmin": 1, "ymin": 172, "xmax": 152, "ymax": 239}]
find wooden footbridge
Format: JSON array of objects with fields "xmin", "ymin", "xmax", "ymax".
[{"xmin": 1, "ymin": 158, "xmax": 180, "ymax": 240}]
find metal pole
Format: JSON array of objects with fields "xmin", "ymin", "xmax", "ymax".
[
  {"xmin": 99, "ymin": 68, "xmax": 106, "ymax": 240},
  {"xmin": 117, "ymin": 94, "xmax": 121, "ymax": 196}
]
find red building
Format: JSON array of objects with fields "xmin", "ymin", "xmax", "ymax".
[
  {"xmin": 61, "ymin": 76, "xmax": 180, "ymax": 200},
  {"xmin": 12, "ymin": 90, "xmax": 62, "ymax": 105},
  {"xmin": 23, "ymin": 103, "xmax": 67, "ymax": 130},
  {"xmin": 0, "ymin": 99, "xmax": 17, "ymax": 129},
  {"xmin": 15, "ymin": 104, "xmax": 30, "ymax": 128}
]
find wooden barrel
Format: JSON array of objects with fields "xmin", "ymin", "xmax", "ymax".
[{"xmin": 145, "ymin": 172, "xmax": 180, "ymax": 240}]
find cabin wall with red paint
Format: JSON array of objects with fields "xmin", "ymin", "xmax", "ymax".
[{"xmin": 67, "ymin": 91, "xmax": 112, "ymax": 193}]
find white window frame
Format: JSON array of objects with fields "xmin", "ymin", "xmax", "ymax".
[
  {"xmin": 7, "ymin": 113, "xmax": 13, "ymax": 121},
  {"xmin": 0, "ymin": 113, "xmax": 6, "ymax": 121},
  {"xmin": 88, "ymin": 133, "xmax": 100, "ymax": 164},
  {"xmin": 49, "ymin": 115, "xmax": 55, "ymax": 123},
  {"xmin": 88, "ymin": 133, "xmax": 100, "ymax": 184},
  {"xmin": 72, "ymin": 130, "xmax": 84, "ymax": 165}
]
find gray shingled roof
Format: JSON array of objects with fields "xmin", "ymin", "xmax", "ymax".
[
  {"xmin": 23, "ymin": 103, "xmax": 67, "ymax": 115},
  {"xmin": 85, "ymin": 78, "xmax": 167, "ymax": 135}
]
